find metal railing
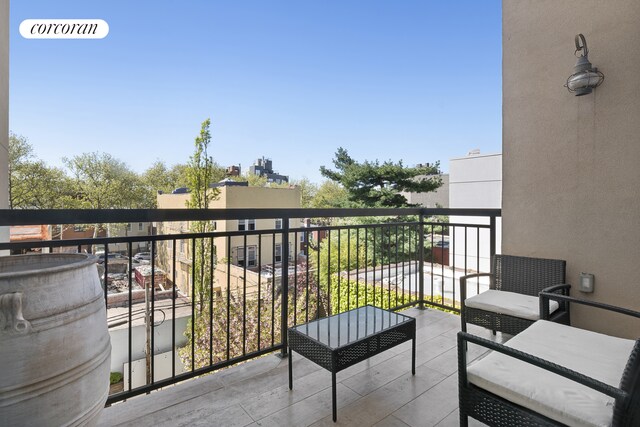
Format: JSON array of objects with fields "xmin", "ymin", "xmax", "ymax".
[{"xmin": 0, "ymin": 207, "xmax": 500, "ymax": 404}]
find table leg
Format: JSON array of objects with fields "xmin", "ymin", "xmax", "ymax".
[
  {"xmin": 332, "ymin": 371, "xmax": 337, "ymax": 422},
  {"xmin": 412, "ymin": 335, "xmax": 416, "ymax": 375},
  {"xmin": 288, "ymin": 347, "xmax": 293, "ymax": 390}
]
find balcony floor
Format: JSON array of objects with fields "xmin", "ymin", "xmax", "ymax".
[{"xmin": 99, "ymin": 308, "xmax": 498, "ymax": 427}]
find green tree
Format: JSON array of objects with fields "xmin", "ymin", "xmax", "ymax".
[
  {"xmin": 185, "ymin": 119, "xmax": 221, "ymax": 312},
  {"xmin": 8, "ymin": 133, "xmax": 73, "ymax": 209},
  {"xmin": 320, "ymin": 147, "xmax": 442, "ymax": 208},
  {"xmin": 63, "ymin": 151, "xmax": 148, "ymax": 239},
  {"xmin": 309, "ymin": 180, "xmax": 349, "ymax": 209},
  {"xmin": 290, "ymin": 177, "xmax": 317, "ymax": 208},
  {"xmin": 63, "ymin": 151, "xmax": 146, "ymax": 209}
]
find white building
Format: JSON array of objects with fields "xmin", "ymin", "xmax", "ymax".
[{"xmin": 449, "ymin": 150, "xmax": 502, "ymax": 272}]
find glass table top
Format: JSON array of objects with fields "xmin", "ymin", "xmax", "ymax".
[{"xmin": 289, "ymin": 305, "xmax": 413, "ymax": 349}]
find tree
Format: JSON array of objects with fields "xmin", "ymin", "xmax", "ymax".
[
  {"xmin": 63, "ymin": 151, "xmax": 146, "ymax": 209},
  {"xmin": 8, "ymin": 133, "xmax": 73, "ymax": 209},
  {"xmin": 185, "ymin": 119, "xmax": 221, "ymax": 313},
  {"xmin": 141, "ymin": 161, "xmax": 192, "ymax": 207},
  {"xmin": 290, "ymin": 177, "xmax": 317, "ymax": 208},
  {"xmin": 320, "ymin": 147, "xmax": 442, "ymax": 208},
  {"xmin": 309, "ymin": 180, "xmax": 349, "ymax": 209}
]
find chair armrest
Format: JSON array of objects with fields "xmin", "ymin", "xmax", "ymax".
[
  {"xmin": 460, "ymin": 272, "xmax": 494, "ymax": 303},
  {"xmin": 539, "ymin": 292, "xmax": 640, "ymax": 320},
  {"xmin": 539, "ymin": 284, "xmax": 571, "ymax": 320},
  {"xmin": 457, "ymin": 331, "xmax": 627, "ymax": 401}
]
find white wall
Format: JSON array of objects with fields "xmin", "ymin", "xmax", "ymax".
[
  {"xmin": 109, "ymin": 314, "xmax": 190, "ymax": 375},
  {"xmin": 449, "ymin": 152, "xmax": 502, "ymax": 272}
]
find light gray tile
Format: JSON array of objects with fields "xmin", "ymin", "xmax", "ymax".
[
  {"xmin": 255, "ymin": 383, "xmax": 360, "ymax": 427},
  {"xmin": 393, "ymin": 374, "xmax": 459, "ymax": 427},
  {"xmin": 373, "ymin": 414, "xmax": 412, "ymax": 427}
]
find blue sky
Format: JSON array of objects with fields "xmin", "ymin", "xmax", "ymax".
[{"xmin": 9, "ymin": 1, "xmax": 502, "ymax": 184}]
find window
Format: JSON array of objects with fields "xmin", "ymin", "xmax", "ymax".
[
  {"xmin": 289, "ymin": 242, "xmax": 294, "ymax": 261},
  {"xmin": 300, "ymin": 232, "xmax": 306, "ymax": 243},
  {"xmin": 138, "ymin": 222, "xmax": 144, "ymax": 231},
  {"xmin": 236, "ymin": 246, "xmax": 257, "ymax": 267},
  {"xmin": 126, "ymin": 223, "xmax": 132, "ymax": 232},
  {"xmin": 238, "ymin": 219, "xmax": 256, "ymax": 231},
  {"xmin": 275, "ymin": 219, "xmax": 282, "ymax": 230},
  {"xmin": 275, "ymin": 243, "xmax": 282, "ymax": 263}
]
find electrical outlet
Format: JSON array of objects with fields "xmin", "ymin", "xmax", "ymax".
[{"xmin": 579, "ymin": 273, "xmax": 594, "ymax": 293}]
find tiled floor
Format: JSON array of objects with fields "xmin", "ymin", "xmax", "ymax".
[{"xmin": 99, "ymin": 308, "xmax": 499, "ymax": 426}]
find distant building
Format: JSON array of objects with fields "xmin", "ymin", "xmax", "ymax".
[
  {"xmin": 226, "ymin": 165, "xmax": 241, "ymax": 177},
  {"xmin": 156, "ymin": 183, "xmax": 302, "ymax": 296},
  {"xmin": 449, "ymin": 150, "xmax": 502, "ymax": 271},
  {"xmin": 403, "ymin": 174, "xmax": 449, "ymax": 208},
  {"xmin": 249, "ymin": 157, "xmax": 289, "ymax": 184},
  {"xmin": 9, "ymin": 225, "xmax": 51, "ymax": 254}
]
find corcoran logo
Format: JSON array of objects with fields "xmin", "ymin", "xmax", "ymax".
[{"xmin": 19, "ymin": 19, "xmax": 109, "ymax": 39}]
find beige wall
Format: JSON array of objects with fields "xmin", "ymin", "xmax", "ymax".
[
  {"xmin": 503, "ymin": 0, "xmax": 640, "ymax": 337},
  {"xmin": 156, "ymin": 186, "xmax": 302, "ymax": 295},
  {"xmin": 0, "ymin": 0, "xmax": 9, "ymax": 247}
]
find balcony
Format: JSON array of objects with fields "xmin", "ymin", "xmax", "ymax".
[
  {"xmin": 98, "ymin": 308, "xmax": 495, "ymax": 426},
  {"xmin": 0, "ymin": 207, "xmax": 499, "ymax": 426}
]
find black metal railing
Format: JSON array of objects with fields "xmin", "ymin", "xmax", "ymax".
[{"xmin": 0, "ymin": 207, "xmax": 500, "ymax": 404}]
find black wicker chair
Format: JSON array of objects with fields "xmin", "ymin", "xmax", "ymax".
[
  {"xmin": 460, "ymin": 255, "xmax": 569, "ymax": 335},
  {"xmin": 458, "ymin": 295, "xmax": 640, "ymax": 427}
]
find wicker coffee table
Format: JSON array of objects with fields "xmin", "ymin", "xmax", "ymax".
[{"xmin": 288, "ymin": 305, "xmax": 416, "ymax": 422}]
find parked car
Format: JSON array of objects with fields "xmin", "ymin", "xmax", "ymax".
[{"xmin": 133, "ymin": 252, "xmax": 151, "ymax": 261}]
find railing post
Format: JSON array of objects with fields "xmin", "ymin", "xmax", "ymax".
[
  {"xmin": 418, "ymin": 212, "xmax": 425, "ymax": 310},
  {"xmin": 280, "ymin": 217, "xmax": 290, "ymax": 357},
  {"xmin": 489, "ymin": 215, "xmax": 496, "ymax": 262}
]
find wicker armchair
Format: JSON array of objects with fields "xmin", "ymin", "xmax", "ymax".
[
  {"xmin": 458, "ymin": 295, "xmax": 640, "ymax": 427},
  {"xmin": 460, "ymin": 255, "xmax": 569, "ymax": 335}
]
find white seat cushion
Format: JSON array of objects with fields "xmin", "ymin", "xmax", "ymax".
[
  {"xmin": 464, "ymin": 289, "xmax": 559, "ymax": 321},
  {"xmin": 467, "ymin": 320, "xmax": 635, "ymax": 427}
]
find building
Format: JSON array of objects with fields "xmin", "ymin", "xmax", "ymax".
[
  {"xmin": 9, "ymin": 225, "xmax": 50, "ymax": 254},
  {"xmin": 449, "ymin": 150, "xmax": 502, "ymax": 272},
  {"xmin": 156, "ymin": 182, "xmax": 302, "ymax": 295},
  {"xmin": 248, "ymin": 156, "xmax": 289, "ymax": 184},
  {"xmin": 402, "ymin": 174, "xmax": 449, "ymax": 208}
]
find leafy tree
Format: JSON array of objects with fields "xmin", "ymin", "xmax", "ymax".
[
  {"xmin": 185, "ymin": 119, "xmax": 221, "ymax": 313},
  {"xmin": 309, "ymin": 180, "xmax": 349, "ymax": 209},
  {"xmin": 63, "ymin": 151, "xmax": 146, "ymax": 209},
  {"xmin": 180, "ymin": 265, "xmax": 321, "ymax": 370},
  {"xmin": 290, "ymin": 177, "xmax": 317, "ymax": 208},
  {"xmin": 141, "ymin": 161, "xmax": 190, "ymax": 206},
  {"xmin": 320, "ymin": 147, "xmax": 442, "ymax": 208},
  {"xmin": 8, "ymin": 133, "xmax": 73, "ymax": 209}
]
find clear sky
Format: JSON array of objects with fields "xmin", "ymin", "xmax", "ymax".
[{"xmin": 9, "ymin": 1, "xmax": 502, "ymax": 184}]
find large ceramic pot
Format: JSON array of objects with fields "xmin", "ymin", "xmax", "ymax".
[{"xmin": 0, "ymin": 253, "xmax": 111, "ymax": 426}]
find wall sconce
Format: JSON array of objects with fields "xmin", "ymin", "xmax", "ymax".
[{"xmin": 566, "ymin": 34, "xmax": 604, "ymax": 96}]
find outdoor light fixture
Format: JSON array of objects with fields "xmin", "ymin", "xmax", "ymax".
[{"xmin": 566, "ymin": 34, "xmax": 604, "ymax": 96}]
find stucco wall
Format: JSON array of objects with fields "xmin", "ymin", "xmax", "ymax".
[{"xmin": 503, "ymin": 0, "xmax": 640, "ymax": 337}]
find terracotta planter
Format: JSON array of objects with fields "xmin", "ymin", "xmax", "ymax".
[{"xmin": 0, "ymin": 254, "xmax": 111, "ymax": 426}]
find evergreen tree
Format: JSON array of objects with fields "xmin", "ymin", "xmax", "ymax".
[{"xmin": 320, "ymin": 147, "xmax": 442, "ymax": 208}]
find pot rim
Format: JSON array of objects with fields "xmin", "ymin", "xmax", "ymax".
[{"xmin": 0, "ymin": 253, "xmax": 98, "ymax": 279}]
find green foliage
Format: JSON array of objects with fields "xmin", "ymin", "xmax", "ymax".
[
  {"xmin": 180, "ymin": 267, "xmax": 321, "ymax": 371},
  {"xmin": 8, "ymin": 133, "xmax": 73, "ymax": 209},
  {"xmin": 63, "ymin": 151, "xmax": 146, "ymax": 209},
  {"xmin": 328, "ymin": 276, "xmax": 413, "ymax": 314},
  {"xmin": 309, "ymin": 180, "xmax": 349, "ymax": 209},
  {"xmin": 320, "ymin": 147, "xmax": 442, "ymax": 208},
  {"xmin": 290, "ymin": 177, "xmax": 318, "ymax": 208},
  {"xmin": 110, "ymin": 372, "xmax": 123, "ymax": 384},
  {"xmin": 185, "ymin": 119, "xmax": 221, "ymax": 312},
  {"xmin": 141, "ymin": 160, "xmax": 191, "ymax": 207}
]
